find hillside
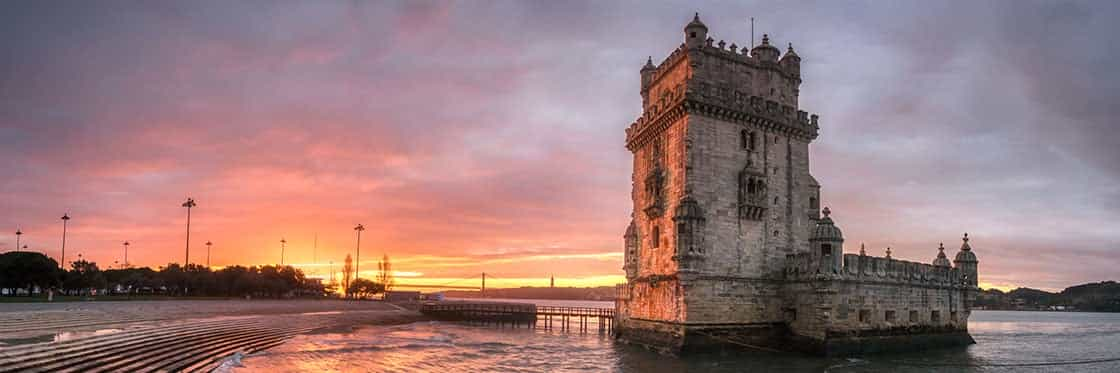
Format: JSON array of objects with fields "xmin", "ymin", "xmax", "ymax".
[{"xmin": 976, "ymin": 281, "xmax": 1120, "ymax": 312}]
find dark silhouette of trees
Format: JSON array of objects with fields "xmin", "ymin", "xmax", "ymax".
[
  {"xmin": 0, "ymin": 252, "xmax": 61, "ymax": 296},
  {"xmin": 62, "ymin": 259, "xmax": 106, "ymax": 296},
  {"xmin": 2, "ymin": 254, "xmax": 335, "ymax": 299},
  {"xmin": 347, "ymin": 278, "xmax": 385, "ymax": 299},
  {"xmin": 342, "ymin": 254, "xmax": 354, "ymax": 298},
  {"xmin": 377, "ymin": 254, "xmax": 394, "ymax": 294}
]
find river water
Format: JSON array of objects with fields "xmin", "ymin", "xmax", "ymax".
[{"xmin": 228, "ymin": 299, "xmax": 1120, "ymax": 372}]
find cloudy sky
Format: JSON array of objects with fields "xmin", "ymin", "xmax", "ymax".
[{"xmin": 1, "ymin": 1, "xmax": 1117, "ymax": 291}]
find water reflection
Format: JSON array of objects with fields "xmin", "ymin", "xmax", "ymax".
[
  {"xmin": 55, "ymin": 328, "xmax": 121, "ymax": 342},
  {"xmin": 230, "ymin": 311, "xmax": 1120, "ymax": 373}
]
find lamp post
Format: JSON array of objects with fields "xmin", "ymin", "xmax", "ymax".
[
  {"xmin": 123, "ymin": 241, "xmax": 130, "ymax": 268},
  {"xmin": 353, "ymin": 224, "xmax": 364, "ymax": 280},
  {"xmin": 181, "ymin": 198, "xmax": 196, "ymax": 266},
  {"xmin": 280, "ymin": 238, "xmax": 286, "ymax": 266},
  {"xmin": 206, "ymin": 241, "xmax": 212, "ymax": 269},
  {"xmin": 14, "ymin": 229, "xmax": 21, "ymax": 253},
  {"xmin": 60, "ymin": 214, "xmax": 70, "ymax": 269}
]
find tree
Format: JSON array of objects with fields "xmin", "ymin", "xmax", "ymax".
[
  {"xmin": 63, "ymin": 259, "xmax": 106, "ymax": 296},
  {"xmin": 347, "ymin": 278, "xmax": 385, "ymax": 300},
  {"xmin": 377, "ymin": 254, "xmax": 394, "ymax": 295},
  {"xmin": 0, "ymin": 252, "xmax": 61, "ymax": 296},
  {"xmin": 342, "ymin": 254, "xmax": 354, "ymax": 298}
]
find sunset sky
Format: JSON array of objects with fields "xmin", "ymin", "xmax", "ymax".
[{"xmin": 2, "ymin": 1, "xmax": 1118, "ymax": 292}]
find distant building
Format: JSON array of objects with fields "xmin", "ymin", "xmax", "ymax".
[
  {"xmin": 614, "ymin": 13, "xmax": 979, "ymax": 356},
  {"xmin": 384, "ymin": 290, "xmax": 421, "ymax": 303}
]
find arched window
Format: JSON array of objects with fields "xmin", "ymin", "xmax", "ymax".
[
  {"xmin": 750, "ymin": 132, "xmax": 758, "ymax": 151},
  {"xmin": 652, "ymin": 226, "xmax": 660, "ymax": 248},
  {"xmin": 821, "ymin": 244, "xmax": 832, "ymax": 256},
  {"xmin": 740, "ymin": 130, "xmax": 749, "ymax": 150}
]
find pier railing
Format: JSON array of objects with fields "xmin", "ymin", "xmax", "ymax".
[{"xmin": 419, "ymin": 302, "xmax": 614, "ymax": 333}]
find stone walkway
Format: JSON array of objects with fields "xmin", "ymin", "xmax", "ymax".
[{"xmin": 0, "ymin": 300, "xmax": 422, "ymax": 372}]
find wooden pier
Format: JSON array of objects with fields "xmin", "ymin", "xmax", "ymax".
[{"xmin": 419, "ymin": 302, "xmax": 614, "ymax": 333}]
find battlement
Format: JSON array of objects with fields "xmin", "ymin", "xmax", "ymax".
[
  {"xmin": 628, "ymin": 14, "xmax": 814, "ymax": 150},
  {"xmin": 785, "ymin": 252, "xmax": 968, "ymax": 288},
  {"xmin": 624, "ymin": 88, "xmax": 818, "ymax": 150}
]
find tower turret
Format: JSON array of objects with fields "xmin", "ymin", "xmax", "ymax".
[
  {"xmin": 933, "ymin": 242, "xmax": 951, "ymax": 267},
  {"xmin": 623, "ymin": 219, "xmax": 640, "ymax": 279},
  {"xmin": 640, "ymin": 56, "xmax": 656, "ymax": 107},
  {"xmin": 684, "ymin": 12, "xmax": 708, "ymax": 49},
  {"xmin": 809, "ymin": 207, "xmax": 844, "ymax": 273},
  {"xmin": 779, "ymin": 42, "xmax": 801, "ymax": 78},
  {"xmin": 751, "ymin": 34, "xmax": 780, "ymax": 62},
  {"xmin": 953, "ymin": 233, "xmax": 979, "ymax": 287}
]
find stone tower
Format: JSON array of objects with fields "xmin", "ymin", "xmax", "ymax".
[
  {"xmin": 618, "ymin": 13, "xmax": 821, "ymax": 349},
  {"xmin": 615, "ymin": 13, "xmax": 977, "ymax": 356}
]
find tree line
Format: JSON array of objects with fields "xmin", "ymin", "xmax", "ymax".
[{"xmin": 0, "ymin": 251, "xmax": 390, "ymax": 299}]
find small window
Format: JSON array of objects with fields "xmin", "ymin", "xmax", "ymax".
[
  {"xmin": 809, "ymin": 197, "xmax": 818, "ymax": 209},
  {"xmin": 741, "ymin": 130, "xmax": 749, "ymax": 150},
  {"xmin": 773, "ymin": 230, "xmax": 780, "ymax": 236},
  {"xmin": 773, "ymin": 196, "xmax": 779, "ymax": 205},
  {"xmin": 690, "ymin": 32, "xmax": 697, "ymax": 38},
  {"xmin": 652, "ymin": 226, "xmax": 660, "ymax": 248},
  {"xmin": 750, "ymin": 132, "xmax": 758, "ymax": 151},
  {"xmin": 785, "ymin": 308, "xmax": 797, "ymax": 321},
  {"xmin": 821, "ymin": 244, "xmax": 832, "ymax": 257},
  {"xmin": 932, "ymin": 311, "xmax": 941, "ymax": 323},
  {"xmin": 910, "ymin": 310, "xmax": 919, "ymax": 323},
  {"xmin": 774, "ymin": 136, "xmax": 779, "ymax": 144},
  {"xmin": 859, "ymin": 309, "xmax": 870, "ymax": 323},
  {"xmin": 885, "ymin": 310, "xmax": 896, "ymax": 322},
  {"xmin": 951, "ymin": 311, "xmax": 958, "ymax": 322}
]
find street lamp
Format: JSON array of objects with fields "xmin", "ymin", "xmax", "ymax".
[
  {"xmin": 353, "ymin": 224, "xmax": 365, "ymax": 280},
  {"xmin": 14, "ymin": 229, "xmax": 21, "ymax": 253},
  {"xmin": 206, "ymin": 241, "xmax": 212, "ymax": 269},
  {"xmin": 123, "ymin": 241, "xmax": 130, "ymax": 268},
  {"xmin": 181, "ymin": 198, "xmax": 196, "ymax": 266},
  {"xmin": 280, "ymin": 238, "xmax": 286, "ymax": 266},
  {"xmin": 60, "ymin": 214, "xmax": 70, "ymax": 269}
]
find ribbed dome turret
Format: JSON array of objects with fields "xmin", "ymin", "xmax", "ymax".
[
  {"xmin": 933, "ymin": 243, "xmax": 951, "ymax": 267},
  {"xmin": 683, "ymin": 13, "xmax": 708, "ymax": 48},
  {"xmin": 751, "ymin": 34, "xmax": 781, "ymax": 62},
  {"xmin": 954, "ymin": 233, "xmax": 978, "ymax": 263},
  {"xmin": 641, "ymin": 56, "xmax": 656, "ymax": 72},
  {"xmin": 810, "ymin": 207, "xmax": 844, "ymax": 242},
  {"xmin": 684, "ymin": 12, "xmax": 708, "ymax": 32},
  {"xmin": 780, "ymin": 42, "xmax": 800, "ymax": 61}
]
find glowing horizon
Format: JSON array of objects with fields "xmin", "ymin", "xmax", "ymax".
[{"xmin": 2, "ymin": 2, "xmax": 1118, "ymax": 294}]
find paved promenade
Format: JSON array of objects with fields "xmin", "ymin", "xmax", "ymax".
[{"xmin": 0, "ymin": 300, "xmax": 422, "ymax": 372}]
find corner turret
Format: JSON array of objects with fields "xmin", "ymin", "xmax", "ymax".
[
  {"xmin": 953, "ymin": 233, "xmax": 979, "ymax": 287},
  {"xmin": 640, "ymin": 56, "xmax": 656, "ymax": 106},
  {"xmin": 933, "ymin": 242, "xmax": 951, "ymax": 267},
  {"xmin": 684, "ymin": 12, "xmax": 708, "ymax": 49},
  {"xmin": 779, "ymin": 42, "xmax": 801, "ymax": 78},
  {"xmin": 809, "ymin": 207, "xmax": 844, "ymax": 273},
  {"xmin": 751, "ymin": 34, "xmax": 780, "ymax": 62},
  {"xmin": 623, "ymin": 219, "xmax": 640, "ymax": 279}
]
